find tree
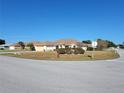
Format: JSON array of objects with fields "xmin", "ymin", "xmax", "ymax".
[
  {"xmin": 18, "ymin": 41, "xmax": 25, "ymax": 49},
  {"xmin": 118, "ymin": 42, "xmax": 124, "ymax": 49},
  {"xmin": 118, "ymin": 44, "xmax": 124, "ymax": 49},
  {"xmin": 97, "ymin": 39, "xmax": 117, "ymax": 50},
  {"xmin": 27, "ymin": 43, "xmax": 35, "ymax": 51},
  {"xmin": 82, "ymin": 40, "xmax": 91, "ymax": 44},
  {"xmin": 0, "ymin": 39, "xmax": 5, "ymax": 45},
  {"xmin": 97, "ymin": 39, "xmax": 108, "ymax": 50},
  {"xmin": 106, "ymin": 40, "xmax": 117, "ymax": 48}
]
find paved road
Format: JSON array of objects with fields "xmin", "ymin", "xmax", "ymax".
[{"xmin": 0, "ymin": 50, "xmax": 124, "ymax": 93}]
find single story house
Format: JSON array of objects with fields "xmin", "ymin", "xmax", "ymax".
[
  {"xmin": 0, "ymin": 44, "xmax": 10, "ymax": 50},
  {"xmin": 9, "ymin": 43, "xmax": 21, "ymax": 50},
  {"xmin": 33, "ymin": 39, "xmax": 92, "ymax": 52},
  {"xmin": 9, "ymin": 39, "xmax": 92, "ymax": 51}
]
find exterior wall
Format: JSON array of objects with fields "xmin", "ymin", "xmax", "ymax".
[
  {"xmin": 34, "ymin": 46, "xmax": 44, "ymax": 51},
  {"xmin": 45, "ymin": 46, "xmax": 56, "ymax": 51},
  {"xmin": 58, "ymin": 45, "xmax": 65, "ymax": 48},
  {"xmin": 9, "ymin": 46, "xmax": 15, "ymax": 50},
  {"xmin": 25, "ymin": 47, "xmax": 30, "ymax": 50},
  {"xmin": 34, "ymin": 46, "xmax": 56, "ymax": 52},
  {"xmin": 70, "ymin": 44, "xmax": 78, "ymax": 48},
  {"xmin": 58, "ymin": 45, "xmax": 77, "ymax": 49},
  {"xmin": 34, "ymin": 44, "xmax": 87, "ymax": 52},
  {"xmin": 9, "ymin": 46, "xmax": 22, "ymax": 50}
]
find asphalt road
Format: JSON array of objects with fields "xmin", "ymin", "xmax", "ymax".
[{"xmin": 0, "ymin": 50, "xmax": 124, "ymax": 93}]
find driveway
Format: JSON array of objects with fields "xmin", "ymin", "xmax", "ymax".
[{"xmin": 0, "ymin": 50, "xmax": 124, "ymax": 93}]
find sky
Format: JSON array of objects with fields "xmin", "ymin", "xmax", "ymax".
[{"xmin": 0, "ymin": 0, "xmax": 124, "ymax": 44}]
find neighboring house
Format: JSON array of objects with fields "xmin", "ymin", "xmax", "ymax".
[
  {"xmin": 81, "ymin": 43, "xmax": 92, "ymax": 51},
  {"xmin": 9, "ymin": 43, "xmax": 21, "ymax": 50},
  {"xmin": 33, "ymin": 39, "xmax": 92, "ymax": 52},
  {"xmin": 0, "ymin": 44, "xmax": 10, "ymax": 50},
  {"xmin": 9, "ymin": 42, "xmax": 32, "ymax": 50}
]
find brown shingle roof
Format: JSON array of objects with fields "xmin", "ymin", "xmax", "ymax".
[
  {"xmin": 56, "ymin": 39, "xmax": 78, "ymax": 45},
  {"xmin": 33, "ymin": 39, "xmax": 92, "ymax": 47},
  {"xmin": 10, "ymin": 43, "xmax": 21, "ymax": 47},
  {"xmin": 33, "ymin": 41, "xmax": 56, "ymax": 46}
]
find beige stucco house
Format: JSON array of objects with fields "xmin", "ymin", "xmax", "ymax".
[
  {"xmin": 33, "ymin": 39, "xmax": 91, "ymax": 52},
  {"xmin": 33, "ymin": 42, "xmax": 56, "ymax": 52},
  {"xmin": 9, "ymin": 39, "xmax": 92, "ymax": 51}
]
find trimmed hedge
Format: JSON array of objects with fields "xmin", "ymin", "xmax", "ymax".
[
  {"xmin": 87, "ymin": 47, "xmax": 93, "ymax": 51},
  {"xmin": 73, "ymin": 48, "xmax": 85, "ymax": 54},
  {"xmin": 56, "ymin": 48, "xmax": 85, "ymax": 54}
]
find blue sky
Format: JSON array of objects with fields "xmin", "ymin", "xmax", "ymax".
[{"xmin": 0, "ymin": 0, "xmax": 124, "ymax": 44}]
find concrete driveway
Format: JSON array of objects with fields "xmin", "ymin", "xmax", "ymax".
[{"xmin": 0, "ymin": 50, "xmax": 124, "ymax": 93}]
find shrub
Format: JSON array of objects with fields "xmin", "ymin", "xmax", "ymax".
[
  {"xmin": 87, "ymin": 47, "xmax": 93, "ymax": 51},
  {"xmin": 56, "ymin": 48, "xmax": 85, "ymax": 54},
  {"xmin": 0, "ymin": 48, "xmax": 4, "ymax": 50},
  {"xmin": 73, "ymin": 48, "xmax": 85, "ymax": 54},
  {"xmin": 66, "ymin": 48, "xmax": 72, "ymax": 54},
  {"xmin": 56, "ymin": 48, "xmax": 66, "ymax": 54}
]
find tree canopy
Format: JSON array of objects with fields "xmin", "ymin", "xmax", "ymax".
[
  {"xmin": 0, "ymin": 39, "xmax": 5, "ymax": 45},
  {"xmin": 27, "ymin": 43, "xmax": 35, "ymax": 51},
  {"xmin": 106, "ymin": 40, "xmax": 117, "ymax": 48},
  {"xmin": 82, "ymin": 40, "xmax": 91, "ymax": 44},
  {"xmin": 97, "ymin": 39, "xmax": 117, "ymax": 50},
  {"xmin": 17, "ymin": 41, "xmax": 25, "ymax": 49}
]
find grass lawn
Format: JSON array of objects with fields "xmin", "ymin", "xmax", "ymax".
[
  {"xmin": 1, "ymin": 51, "xmax": 120, "ymax": 61},
  {"xmin": 0, "ymin": 50, "xmax": 20, "ymax": 52}
]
